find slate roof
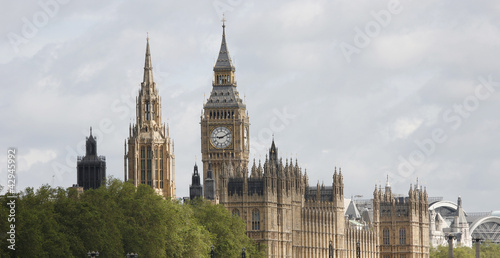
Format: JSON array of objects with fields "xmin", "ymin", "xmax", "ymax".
[
  {"xmin": 214, "ymin": 24, "xmax": 235, "ymax": 72},
  {"xmin": 204, "ymin": 85, "xmax": 245, "ymax": 108}
]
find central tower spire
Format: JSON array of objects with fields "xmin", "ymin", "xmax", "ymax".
[
  {"xmin": 125, "ymin": 35, "xmax": 176, "ymax": 199},
  {"xmin": 143, "ymin": 34, "xmax": 154, "ymax": 86}
]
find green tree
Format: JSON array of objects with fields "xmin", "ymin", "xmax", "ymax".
[
  {"xmin": 15, "ymin": 186, "xmax": 73, "ymax": 257},
  {"xmin": 190, "ymin": 198, "xmax": 266, "ymax": 257},
  {"xmin": 0, "ymin": 179, "xmax": 265, "ymax": 257},
  {"xmin": 430, "ymin": 242, "xmax": 500, "ymax": 258},
  {"xmin": 479, "ymin": 240, "xmax": 500, "ymax": 258}
]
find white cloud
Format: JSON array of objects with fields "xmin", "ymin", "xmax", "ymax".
[
  {"xmin": 18, "ymin": 148, "xmax": 57, "ymax": 172},
  {"xmin": 391, "ymin": 117, "xmax": 423, "ymax": 139}
]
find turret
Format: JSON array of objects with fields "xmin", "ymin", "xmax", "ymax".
[
  {"xmin": 257, "ymin": 160, "xmax": 263, "ymax": 177},
  {"xmin": 204, "ymin": 162, "xmax": 216, "ymax": 200},
  {"xmin": 250, "ymin": 159, "xmax": 257, "ymax": 178},
  {"xmin": 189, "ymin": 163, "xmax": 202, "ymax": 200},
  {"xmin": 85, "ymin": 127, "xmax": 97, "ymax": 156}
]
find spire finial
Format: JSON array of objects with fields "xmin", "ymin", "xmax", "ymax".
[
  {"xmin": 222, "ymin": 13, "xmax": 226, "ymax": 28},
  {"xmin": 90, "ymin": 126, "xmax": 93, "ymax": 136},
  {"xmin": 147, "ymin": 32, "xmax": 149, "ymax": 41}
]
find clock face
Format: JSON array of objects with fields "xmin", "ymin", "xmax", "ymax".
[{"xmin": 210, "ymin": 126, "xmax": 232, "ymax": 149}]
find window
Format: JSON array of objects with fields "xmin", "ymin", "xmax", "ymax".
[
  {"xmin": 383, "ymin": 228, "xmax": 390, "ymax": 245},
  {"xmin": 252, "ymin": 209, "xmax": 260, "ymax": 230},
  {"xmin": 155, "ymin": 153, "xmax": 158, "ymax": 188},
  {"xmin": 141, "ymin": 147, "xmax": 146, "ymax": 184},
  {"xmin": 159, "ymin": 146, "xmax": 163, "ymax": 188},
  {"xmin": 232, "ymin": 209, "xmax": 240, "ymax": 217},
  {"xmin": 399, "ymin": 228, "xmax": 406, "ymax": 245},
  {"xmin": 145, "ymin": 101, "xmax": 150, "ymax": 120},
  {"xmin": 147, "ymin": 146, "xmax": 152, "ymax": 186}
]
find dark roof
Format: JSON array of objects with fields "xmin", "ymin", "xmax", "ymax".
[
  {"xmin": 204, "ymin": 85, "xmax": 245, "ymax": 108},
  {"xmin": 214, "ymin": 24, "xmax": 235, "ymax": 72}
]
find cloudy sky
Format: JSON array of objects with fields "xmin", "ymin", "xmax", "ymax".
[{"xmin": 1, "ymin": 0, "xmax": 499, "ymax": 212}]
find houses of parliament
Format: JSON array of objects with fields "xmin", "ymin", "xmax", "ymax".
[{"xmin": 120, "ymin": 22, "xmax": 430, "ymax": 257}]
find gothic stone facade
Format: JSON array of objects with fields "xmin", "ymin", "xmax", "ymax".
[
  {"xmin": 373, "ymin": 182, "xmax": 430, "ymax": 258},
  {"xmin": 124, "ymin": 38, "xmax": 175, "ymax": 198},
  {"xmin": 216, "ymin": 141, "xmax": 379, "ymax": 257}
]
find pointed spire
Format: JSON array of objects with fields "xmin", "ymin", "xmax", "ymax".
[
  {"xmin": 257, "ymin": 159, "xmax": 263, "ymax": 177},
  {"xmin": 214, "ymin": 20, "xmax": 235, "ymax": 72},
  {"xmin": 143, "ymin": 34, "xmax": 154, "ymax": 84}
]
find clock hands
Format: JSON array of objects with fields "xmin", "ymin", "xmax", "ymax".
[{"xmin": 216, "ymin": 133, "xmax": 230, "ymax": 139}]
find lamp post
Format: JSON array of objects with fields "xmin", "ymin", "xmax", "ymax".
[
  {"xmin": 473, "ymin": 238, "xmax": 482, "ymax": 258},
  {"xmin": 210, "ymin": 245, "xmax": 215, "ymax": 258},
  {"xmin": 126, "ymin": 253, "xmax": 138, "ymax": 258},
  {"xmin": 87, "ymin": 251, "xmax": 99, "ymax": 257},
  {"xmin": 446, "ymin": 234, "xmax": 456, "ymax": 258},
  {"xmin": 241, "ymin": 247, "xmax": 246, "ymax": 258},
  {"xmin": 328, "ymin": 240, "xmax": 333, "ymax": 258}
]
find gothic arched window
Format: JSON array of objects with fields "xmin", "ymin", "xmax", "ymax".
[
  {"xmin": 383, "ymin": 228, "xmax": 390, "ymax": 245},
  {"xmin": 399, "ymin": 228, "xmax": 406, "ymax": 245},
  {"xmin": 145, "ymin": 101, "xmax": 150, "ymax": 120},
  {"xmin": 147, "ymin": 146, "xmax": 152, "ymax": 186},
  {"xmin": 140, "ymin": 146, "xmax": 146, "ymax": 184},
  {"xmin": 252, "ymin": 209, "xmax": 260, "ymax": 230}
]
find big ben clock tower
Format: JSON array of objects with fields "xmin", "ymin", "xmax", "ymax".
[{"xmin": 201, "ymin": 22, "xmax": 249, "ymax": 196}]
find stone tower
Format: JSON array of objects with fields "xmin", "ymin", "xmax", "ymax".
[
  {"xmin": 124, "ymin": 36, "xmax": 175, "ymax": 198},
  {"xmin": 189, "ymin": 163, "xmax": 203, "ymax": 200},
  {"xmin": 201, "ymin": 22, "xmax": 249, "ymax": 197},
  {"xmin": 77, "ymin": 127, "xmax": 106, "ymax": 190},
  {"xmin": 204, "ymin": 162, "xmax": 216, "ymax": 201},
  {"xmin": 373, "ymin": 178, "xmax": 430, "ymax": 258}
]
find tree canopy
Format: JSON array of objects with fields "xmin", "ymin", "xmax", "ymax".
[
  {"xmin": 430, "ymin": 242, "xmax": 500, "ymax": 258},
  {"xmin": 0, "ymin": 178, "xmax": 264, "ymax": 257}
]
